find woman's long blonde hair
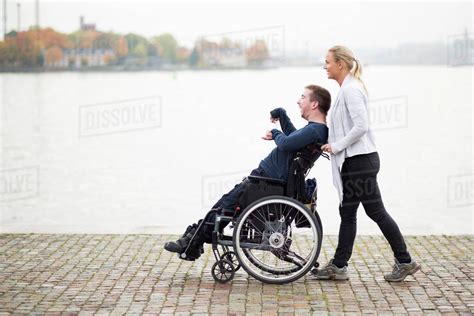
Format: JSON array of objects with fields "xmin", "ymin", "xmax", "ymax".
[{"xmin": 328, "ymin": 45, "xmax": 368, "ymax": 94}]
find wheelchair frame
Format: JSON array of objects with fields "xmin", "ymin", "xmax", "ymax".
[{"xmin": 179, "ymin": 143, "xmax": 328, "ymax": 284}]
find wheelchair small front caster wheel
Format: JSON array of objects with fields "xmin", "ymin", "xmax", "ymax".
[
  {"xmin": 212, "ymin": 259, "xmax": 235, "ymax": 283},
  {"xmin": 220, "ymin": 251, "xmax": 241, "ymax": 272}
]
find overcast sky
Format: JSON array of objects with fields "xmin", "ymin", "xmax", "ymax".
[{"xmin": 2, "ymin": 1, "xmax": 472, "ymax": 53}]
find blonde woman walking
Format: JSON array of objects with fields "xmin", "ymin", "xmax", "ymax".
[{"xmin": 313, "ymin": 46, "xmax": 421, "ymax": 282}]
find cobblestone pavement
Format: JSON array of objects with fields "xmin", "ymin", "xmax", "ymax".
[{"xmin": 0, "ymin": 234, "xmax": 472, "ymax": 315}]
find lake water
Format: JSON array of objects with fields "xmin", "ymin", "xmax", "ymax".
[{"xmin": 0, "ymin": 66, "xmax": 472, "ymax": 235}]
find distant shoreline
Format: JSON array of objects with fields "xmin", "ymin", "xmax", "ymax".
[
  {"xmin": 0, "ymin": 64, "xmax": 282, "ymax": 73},
  {"xmin": 0, "ymin": 63, "xmax": 466, "ymax": 73}
]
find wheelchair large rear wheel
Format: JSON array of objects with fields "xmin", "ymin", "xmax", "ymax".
[{"xmin": 233, "ymin": 196, "xmax": 322, "ymax": 284}]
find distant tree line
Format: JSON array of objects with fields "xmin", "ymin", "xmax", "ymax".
[{"xmin": 0, "ymin": 27, "xmax": 270, "ymax": 70}]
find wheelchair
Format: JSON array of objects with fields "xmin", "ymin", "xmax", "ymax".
[{"xmin": 179, "ymin": 143, "xmax": 329, "ymax": 284}]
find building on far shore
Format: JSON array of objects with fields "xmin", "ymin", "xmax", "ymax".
[
  {"xmin": 196, "ymin": 40, "xmax": 246, "ymax": 68},
  {"xmin": 46, "ymin": 16, "xmax": 114, "ymax": 68},
  {"xmin": 62, "ymin": 48, "xmax": 115, "ymax": 68},
  {"xmin": 80, "ymin": 16, "xmax": 96, "ymax": 31}
]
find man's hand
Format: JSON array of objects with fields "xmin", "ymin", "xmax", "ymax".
[
  {"xmin": 262, "ymin": 130, "xmax": 273, "ymax": 140},
  {"xmin": 321, "ymin": 144, "xmax": 333, "ymax": 153},
  {"xmin": 270, "ymin": 107, "xmax": 285, "ymax": 120}
]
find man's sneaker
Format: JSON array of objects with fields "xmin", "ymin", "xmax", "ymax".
[
  {"xmin": 164, "ymin": 223, "xmax": 204, "ymax": 260},
  {"xmin": 384, "ymin": 259, "xmax": 421, "ymax": 282},
  {"xmin": 178, "ymin": 245, "xmax": 205, "ymax": 261},
  {"xmin": 311, "ymin": 259, "xmax": 349, "ymax": 280}
]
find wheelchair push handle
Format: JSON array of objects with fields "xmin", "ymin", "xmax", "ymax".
[
  {"xmin": 300, "ymin": 142, "xmax": 330, "ymax": 161},
  {"xmin": 316, "ymin": 143, "xmax": 330, "ymax": 160}
]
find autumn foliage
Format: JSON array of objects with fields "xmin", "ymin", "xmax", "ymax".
[{"xmin": 0, "ymin": 26, "xmax": 270, "ymax": 69}]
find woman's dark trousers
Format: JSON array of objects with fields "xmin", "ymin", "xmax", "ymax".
[{"xmin": 332, "ymin": 152, "xmax": 411, "ymax": 268}]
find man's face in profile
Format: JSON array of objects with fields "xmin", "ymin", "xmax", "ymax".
[{"xmin": 297, "ymin": 89, "xmax": 316, "ymax": 120}]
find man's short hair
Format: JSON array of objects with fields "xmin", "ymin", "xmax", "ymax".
[{"xmin": 305, "ymin": 85, "xmax": 331, "ymax": 116}]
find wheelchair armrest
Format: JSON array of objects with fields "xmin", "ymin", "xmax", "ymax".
[{"xmin": 247, "ymin": 175, "xmax": 286, "ymax": 185}]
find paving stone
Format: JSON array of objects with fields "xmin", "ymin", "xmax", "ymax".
[{"xmin": 0, "ymin": 234, "xmax": 472, "ymax": 314}]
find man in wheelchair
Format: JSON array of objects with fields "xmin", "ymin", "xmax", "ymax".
[{"xmin": 165, "ymin": 84, "xmax": 331, "ymax": 261}]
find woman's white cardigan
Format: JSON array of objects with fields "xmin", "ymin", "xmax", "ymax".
[{"xmin": 328, "ymin": 74, "xmax": 377, "ymax": 203}]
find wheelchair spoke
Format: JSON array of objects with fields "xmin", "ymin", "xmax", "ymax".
[
  {"xmin": 244, "ymin": 220, "xmax": 264, "ymax": 236},
  {"xmin": 294, "ymin": 211, "xmax": 307, "ymax": 227},
  {"xmin": 252, "ymin": 210, "xmax": 268, "ymax": 228}
]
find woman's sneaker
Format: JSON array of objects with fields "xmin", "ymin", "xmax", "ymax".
[
  {"xmin": 311, "ymin": 259, "xmax": 349, "ymax": 280},
  {"xmin": 384, "ymin": 259, "xmax": 421, "ymax": 282}
]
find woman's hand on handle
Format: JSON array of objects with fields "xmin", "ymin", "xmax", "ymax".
[{"xmin": 321, "ymin": 144, "xmax": 333, "ymax": 154}]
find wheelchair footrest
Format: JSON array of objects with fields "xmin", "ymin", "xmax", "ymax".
[{"xmin": 178, "ymin": 253, "xmax": 198, "ymax": 261}]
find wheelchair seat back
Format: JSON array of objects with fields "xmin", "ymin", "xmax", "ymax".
[{"xmin": 286, "ymin": 142, "xmax": 327, "ymax": 203}]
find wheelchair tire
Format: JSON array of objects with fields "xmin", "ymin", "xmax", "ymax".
[
  {"xmin": 241, "ymin": 207, "xmax": 324, "ymax": 275},
  {"xmin": 233, "ymin": 196, "xmax": 322, "ymax": 284},
  {"xmin": 211, "ymin": 259, "xmax": 235, "ymax": 283}
]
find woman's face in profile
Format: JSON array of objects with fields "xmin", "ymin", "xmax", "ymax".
[{"xmin": 324, "ymin": 52, "xmax": 341, "ymax": 80}]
